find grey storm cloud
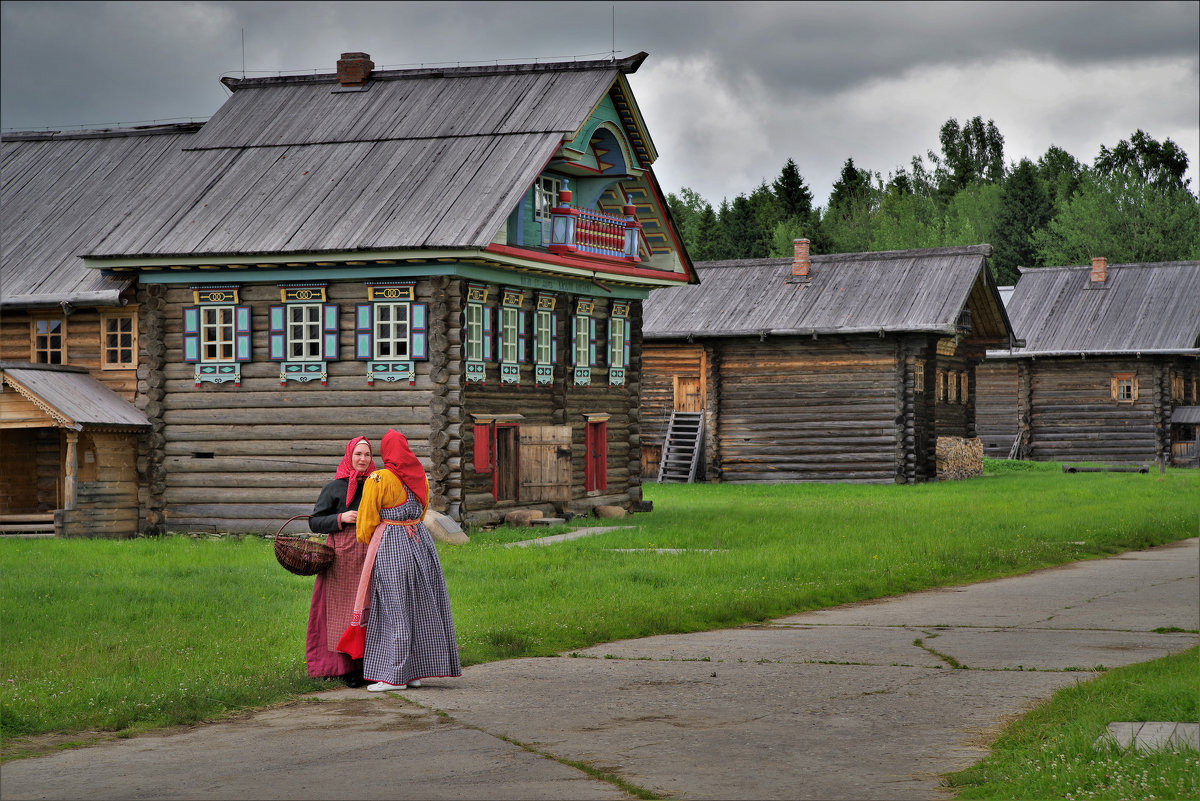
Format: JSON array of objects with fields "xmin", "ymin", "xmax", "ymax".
[{"xmin": 2, "ymin": 0, "xmax": 1198, "ymax": 207}]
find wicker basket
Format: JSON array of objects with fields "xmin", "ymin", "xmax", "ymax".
[{"xmin": 273, "ymin": 515, "xmax": 334, "ymax": 576}]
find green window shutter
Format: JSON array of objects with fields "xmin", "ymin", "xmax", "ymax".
[
  {"xmin": 412, "ymin": 302, "xmax": 429, "ymax": 360},
  {"xmin": 355, "ymin": 304, "xmax": 373, "ymax": 359},
  {"xmin": 322, "ymin": 304, "xmax": 339, "ymax": 360},
  {"xmin": 234, "ymin": 305, "xmax": 252, "ymax": 362},
  {"xmin": 268, "ymin": 305, "xmax": 286, "ymax": 361},
  {"xmin": 517, "ymin": 310, "xmax": 529, "ymax": 363},
  {"xmin": 483, "ymin": 306, "xmax": 494, "ymax": 361},
  {"xmin": 588, "ymin": 317, "xmax": 597, "ymax": 366},
  {"xmin": 183, "ymin": 306, "xmax": 200, "ymax": 363}
]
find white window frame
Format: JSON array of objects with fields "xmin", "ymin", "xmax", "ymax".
[
  {"xmin": 501, "ymin": 307, "xmax": 520, "ymax": 364},
  {"xmin": 201, "ymin": 306, "xmax": 237, "ymax": 363},
  {"xmin": 608, "ymin": 316, "xmax": 627, "ymax": 369},
  {"xmin": 574, "ymin": 314, "xmax": 591, "ymax": 366},
  {"xmin": 287, "ymin": 302, "xmax": 324, "ymax": 361},
  {"xmin": 466, "ymin": 303, "xmax": 485, "ymax": 362},
  {"xmin": 373, "ymin": 301, "xmax": 411, "ymax": 360}
]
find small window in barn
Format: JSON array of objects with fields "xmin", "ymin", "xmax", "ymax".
[
  {"xmin": 607, "ymin": 301, "xmax": 630, "ymax": 387},
  {"xmin": 936, "ymin": 369, "xmax": 946, "ymax": 402},
  {"xmin": 1111, "ymin": 372, "xmax": 1138, "ymax": 403},
  {"xmin": 183, "ymin": 286, "xmax": 251, "ymax": 387},
  {"xmin": 354, "ymin": 282, "xmax": 427, "ymax": 386},
  {"xmin": 31, "ymin": 315, "xmax": 66, "ymax": 364},
  {"xmin": 269, "ymin": 285, "xmax": 338, "ymax": 385},
  {"xmin": 959, "ymin": 371, "xmax": 969, "ymax": 404},
  {"xmin": 913, "ymin": 359, "xmax": 925, "ymax": 393},
  {"xmin": 949, "ymin": 371, "xmax": 960, "ymax": 403},
  {"xmin": 571, "ymin": 298, "xmax": 597, "ymax": 387},
  {"xmin": 1170, "ymin": 372, "xmax": 1184, "ymax": 403},
  {"xmin": 533, "ymin": 293, "xmax": 557, "ymax": 386},
  {"xmin": 100, "ymin": 311, "xmax": 137, "ymax": 369}
]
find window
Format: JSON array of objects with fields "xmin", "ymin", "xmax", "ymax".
[
  {"xmin": 269, "ymin": 286, "xmax": 339, "ymax": 385},
  {"xmin": 913, "ymin": 359, "xmax": 925, "ymax": 393},
  {"xmin": 463, "ymin": 284, "xmax": 493, "ymax": 385},
  {"xmin": 535, "ymin": 175, "xmax": 563, "ymax": 245},
  {"xmin": 1170, "ymin": 372, "xmax": 1185, "ymax": 403},
  {"xmin": 607, "ymin": 301, "xmax": 630, "ymax": 387},
  {"xmin": 959, "ymin": 371, "xmax": 969, "ymax": 404},
  {"xmin": 31, "ymin": 316, "xmax": 65, "ymax": 364},
  {"xmin": 571, "ymin": 298, "xmax": 597, "ymax": 387},
  {"xmin": 183, "ymin": 287, "xmax": 251, "ymax": 386},
  {"xmin": 533, "ymin": 293, "xmax": 557, "ymax": 386},
  {"xmin": 355, "ymin": 283, "xmax": 427, "ymax": 386},
  {"xmin": 936, "ymin": 369, "xmax": 946, "ymax": 402},
  {"xmin": 1111, "ymin": 372, "xmax": 1138, "ymax": 403},
  {"xmin": 948, "ymin": 370, "xmax": 959, "ymax": 403},
  {"xmin": 497, "ymin": 288, "xmax": 527, "ymax": 386},
  {"xmin": 100, "ymin": 312, "xmax": 137, "ymax": 369}
]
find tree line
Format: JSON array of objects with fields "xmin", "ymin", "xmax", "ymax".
[{"xmin": 666, "ymin": 119, "xmax": 1200, "ymax": 285}]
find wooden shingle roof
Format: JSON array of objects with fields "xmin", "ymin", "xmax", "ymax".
[
  {"xmin": 83, "ymin": 54, "xmax": 650, "ymax": 261},
  {"xmin": 0, "ymin": 124, "xmax": 200, "ymax": 306},
  {"xmin": 0, "ymin": 363, "xmax": 150, "ymax": 429},
  {"xmin": 989, "ymin": 261, "xmax": 1200, "ymax": 357},
  {"xmin": 643, "ymin": 245, "xmax": 1011, "ymax": 340}
]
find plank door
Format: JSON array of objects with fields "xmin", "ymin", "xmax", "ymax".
[
  {"xmin": 519, "ymin": 425, "xmax": 572, "ymax": 503},
  {"xmin": 674, "ymin": 376, "xmax": 703, "ymax": 412}
]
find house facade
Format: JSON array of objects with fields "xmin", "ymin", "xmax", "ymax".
[
  {"xmin": 640, "ymin": 242, "xmax": 1014, "ymax": 484},
  {"xmin": 977, "ymin": 258, "xmax": 1200, "ymax": 466},
  {"xmin": 1, "ymin": 51, "xmax": 696, "ymax": 535}
]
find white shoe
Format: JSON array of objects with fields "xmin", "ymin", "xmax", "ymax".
[
  {"xmin": 366, "ymin": 681, "xmax": 406, "ymax": 692},
  {"xmin": 407, "ymin": 679, "xmax": 422, "ymax": 688}
]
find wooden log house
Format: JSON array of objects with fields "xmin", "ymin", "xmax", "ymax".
[
  {"xmin": 1, "ymin": 51, "xmax": 696, "ymax": 534},
  {"xmin": 977, "ymin": 258, "xmax": 1200, "ymax": 466},
  {"xmin": 640, "ymin": 241, "xmax": 1015, "ymax": 483}
]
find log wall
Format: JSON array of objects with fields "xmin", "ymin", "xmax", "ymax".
[
  {"xmin": 59, "ymin": 430, "xmax": 141, "ymax": 537},
  {"xmin": 976, "ymin": 361, "xmax": 1020, "ymax": 457},
  {"xmin": 713, "ymin": 336, "xmax": 900, "ymax": 483},
  {"xmin": 0, "ymin": 307, "xmax": 138, "ymax": 399}
]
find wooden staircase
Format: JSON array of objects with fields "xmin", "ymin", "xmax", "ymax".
[{"xmin": 656, "ymin": 411, "xmax": 704, "ymax": 483}]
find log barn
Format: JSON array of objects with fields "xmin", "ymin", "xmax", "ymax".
[
  {"xmin": 1, "ymin": 51, "xmax": 696, "ymax": 534},
  {"xmin": 640, "ymin": 241, "xmax": 1014, "ymax": 484},
  {"xmin": 977, "ymin": 258, "xmax": 1200, "ymax": 466}
]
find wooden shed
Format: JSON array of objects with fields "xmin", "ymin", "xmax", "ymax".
[
  {"xmin": 977, "ymin": 258, "xmax": 1200, "ymax": 465},
  {"xmin": 640, "ymin": 242, "xmax": 1014, "ymax": 483},
  {"xmin": 2, "ymin": 51, "xmax": 696, "ymax": 533},
  {"xmin": 1, "ymin": 363, "xmax": 150, "ymax": 537}
]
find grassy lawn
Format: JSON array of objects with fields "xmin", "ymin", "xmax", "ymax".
[{"xmin": 2, "ymin": 461, "xmax": 1197, "ymax": 786}]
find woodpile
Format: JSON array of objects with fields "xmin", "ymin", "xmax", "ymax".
[{"xmin": 935, "ymin": 436, "xmax": 983, "ymax": 480}]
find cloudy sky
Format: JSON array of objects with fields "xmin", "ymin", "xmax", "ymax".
[{"xmin": 2, "ymin": 1, "xmax": 1197, "ymax": 208}]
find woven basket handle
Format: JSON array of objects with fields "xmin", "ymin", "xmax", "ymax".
[{"xmin": 274, "ymin": 514, "xmax": 312, "ymax": 538}]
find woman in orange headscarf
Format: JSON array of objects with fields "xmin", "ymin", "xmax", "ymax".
[
  {"xmin": 352, "ymin": 429, "xmax": 461, "ymax": 691},
  {"xmin": 304, "ymin": 436, "xmax": 377, "ymax": 686}
]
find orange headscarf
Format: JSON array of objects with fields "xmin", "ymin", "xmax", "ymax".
[
  {"xmin": 380, "ymin": 429, "xmax": 429, "ymax": 509},
  {"xmin": 334, "ymin": 436, "xmax": 378, "ymax": 507}
]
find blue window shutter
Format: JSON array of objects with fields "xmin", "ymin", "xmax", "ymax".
[
  {"xmin": 570, "ymin": 316, "xmax": 578, "ymax": 366},
  {"xmin": 268, "ymin": 305, "xmax": 286, "ymax": 361},
  {"xmin": 235, "ymin": 305, "xmax": 252, "ymax": 362},
  {"xmin": 623, "ymin": 324, "xmax": 630, "ymax": 368},
  {"xmin": 355, "ymin": 303, "xmax": 373, "ymax": 360},
  {"xmin": 550, "ymin": 312, "xmax": 557, "ymax": 362},
  {"xmin": 322, "ymin": 304, "xmax": 339, "ymax": 360},
  {"xmin": 517, "ymin": 311, "xmax": 528, "ymax": 363},
  {"xmin": 412, "ymin": 302, "xmax": 429, "ymax": 360},
  {"xmin": 588, "ymin": 317, "xmax": 597, "ymax": 366},
  {"xmin": 183, "ymin": 306, "xmax": 200, "ymax": 363},
  {"xmin": 483, "ymin": 306, "xmax": 494, "ymax": 361}
]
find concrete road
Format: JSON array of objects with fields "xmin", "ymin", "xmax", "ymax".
[{"xmin": 2, "ymin": 538, "xmax": 1196, "ymax": 800}]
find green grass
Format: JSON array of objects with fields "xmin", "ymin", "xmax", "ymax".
[
  {"xmin": 946, "ymin": 646, "xmax": 1200, "ymax": 799},
  {"xmin": 2, "ymin": 463, "xmax": 1197, "ymax": 759}
]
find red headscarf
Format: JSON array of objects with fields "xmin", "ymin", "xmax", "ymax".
[
  {"xmin": 335, "ymin": 436, "xmax": 378, "ymax": 508},
  {"xmin": 380, "ymin": 429, "xmax": 429, "ymax": 510}
]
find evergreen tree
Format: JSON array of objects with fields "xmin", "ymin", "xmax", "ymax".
[
  {"xmin": 693, "ymin": 202, "xmax": 723, "ymax": 261},
  {"xmin": 991, "ymin": 158, "xmax": 1053, "ymax": 284},
  {"xmin": 823, "ymin": 158, "xmax": 877, "ymax": 253},
  {"xmin": 772, "ymin": 158, "xmax": 814, "ymax": 221}
]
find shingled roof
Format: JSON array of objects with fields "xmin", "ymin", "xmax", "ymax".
[
  {"xmin": 989, "ymin": 260, "xmax": 1200, "ymax": 358},
  {"xmin": 0, "ymin": 123, "xmax": 200, "ymax": 307},
  {"xmin": 643, "ymin": 245, "xmax": 1011, "ymax": 340},
  {"xmin": 83, "ymin": 53, "xmax": 651, "ymax": 261}
]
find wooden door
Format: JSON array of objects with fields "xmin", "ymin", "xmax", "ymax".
[
  {"xmin": 519, "ymin": 425, "xmax": 572, "ymax": 503},
  {"xmin": 674, "ymin": 376, "xmax": 703, "ymax": 412}
]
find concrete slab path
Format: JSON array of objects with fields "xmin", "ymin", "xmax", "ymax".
[{"xmin": 2, "ymin": 538, "xmax": 1196, "ymax": 800}]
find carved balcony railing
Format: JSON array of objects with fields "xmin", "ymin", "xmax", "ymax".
[{"xmin": 548, "ymin": 183, "xmax": 642, "ymax": 263}]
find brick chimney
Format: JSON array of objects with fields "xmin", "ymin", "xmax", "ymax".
[
  {"xmin": 337, "ymin": 52, "xmax": 374, "ymax": 87},
  {"xmin": 792, "ymin": 238, "xmax": 811, "ymax": 280},
  {"xmin": 1090, "ymin": 256, "xmax": 1108, "ymax": 283}
]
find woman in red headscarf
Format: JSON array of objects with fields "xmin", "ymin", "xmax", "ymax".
[
  {"xmin": 304, "ymin": 435, "xmax": 377, "ymax": 686},
  {"xmin": 352, "ymin": 428, "xmax": 461, "ymax": 691}
]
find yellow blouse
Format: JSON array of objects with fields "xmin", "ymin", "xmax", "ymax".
[{"xmin": 355, "ymin": 469, "xmax": 408, "ymax": 544}]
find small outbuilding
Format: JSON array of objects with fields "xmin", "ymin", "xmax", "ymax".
[{"xmin": 640, "ymin": 242, "xmax": 1015, "ymax": 483}]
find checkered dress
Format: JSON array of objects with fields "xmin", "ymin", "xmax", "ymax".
[{"xmin": 362, "ymin": 491, "xmax": 462, "ymax": 685}]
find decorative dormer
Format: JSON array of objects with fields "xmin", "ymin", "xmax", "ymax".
[{"xmin": 547, "ymin": 181, "xmax": 642, "ymax": 262}]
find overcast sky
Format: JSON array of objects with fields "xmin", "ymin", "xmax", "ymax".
[{"xmin": 2, "ymin": 1, "xmax": 1197, "ymax": 208}]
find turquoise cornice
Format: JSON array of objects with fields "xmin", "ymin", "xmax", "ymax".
[{"xmin": 131, "ymin": 261, "xmax": 650, "ymax": 299}]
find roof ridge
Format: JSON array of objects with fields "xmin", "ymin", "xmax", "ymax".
[
  {"xmin": 1019, "ymin": 260, "xmax": 1200, "ymax": 273},
  {"xmin": 2, "ymin": 122, "xmax": 204, "ymax": 142},
  {"xmin": 695, "ymin": 244, "xmax": 994, "ymax": 269},
  {"xmin": 222, "ymin": 52, "xmax": 648, "ymax": 91}
]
